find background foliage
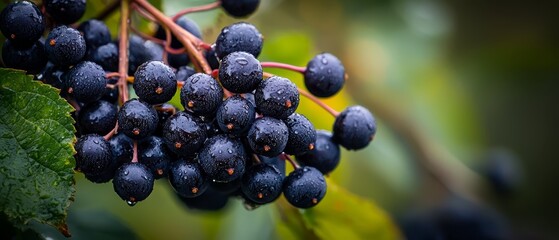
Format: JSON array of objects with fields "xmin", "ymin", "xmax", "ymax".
[{"xmin": 1, "ymin": 0, "xmax": 558, "ymax": 239}]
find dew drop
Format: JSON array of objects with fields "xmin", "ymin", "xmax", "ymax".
[{"xmin": 126, "ymin": 200, "xmax": 137, "ymax": 206}]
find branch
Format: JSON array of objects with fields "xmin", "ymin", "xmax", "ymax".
[{"xmin": 118, "ymin": 0, "xmax": 131, "ymax": 104}]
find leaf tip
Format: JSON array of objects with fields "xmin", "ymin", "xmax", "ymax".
[{"xmin": 57, "ymin": 223, "xmax": 71, "ymax": 237}]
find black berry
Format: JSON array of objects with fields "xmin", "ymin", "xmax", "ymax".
[
  {"xmin": 78, "ymin": 100, "xmax": 117, "ymax": 135},
  {"xmin": 180, "ymin": 73, "xmax": 223, "ymax": 116},
  {"xmin": 108, "ymin": 133, "xmax": 133, "ymax": 165},
  {"xmin": 296, "ymin": 130, "xmax": 340, "ymax": 175},
  {"xmin": 118, "ymin": 99, "xmax": 159, "ymax": 139},
  {"xmin": 255, "ymin": 76, "xmax": 299, "ymax": 119},
  {"xmin": 219, "ymin": 51, "xmax": 263, "ymax": 93},
  {"xmin": 216, "ymin": 95, "xmax": 255, "ymax": 136},
  {"xmin": 2, "ymin": 39, "xmax": 47, "ymax": 74},
  {"xmin": 175, "ymin": 66, "xmax": 197, "ymax": 82},
  {"xmin": 45, "ymin": 25, "xmax": 86, "ymax": 67},
  {"xmin": 90, "ymin": 43, "xmax": 118, "ymax": 72},
  {"xmin": 198, "ymin": 134, "xmax": 248, "ymax": 183},
  {"xmin": 133, "ymin": 61, "xmax": 177, "ymax": 105},
  {"xmin": 77, "ymin": 19, "xmax": 111, "ymax": 50},
  {"xmin": 64, "ymin": 61, "xmax": 107, "ymax": 104},
  {"xmin": 247, "ymin": 116, "xmax": 289, "ymax": 157},
  {"xmin": 283, "ymin": 113, "xmax": 316, "ymax": 155},
  {"xmin": 332, "ymin": 105, "xmax": 376, "ymax": 150},
  {"xmin": 138, "ymin": 136, "xmax": 174, "ymax": 179},
  {"xmin": 44, "ymin": 0, "xmax": 86, "ymax": 25},
  {"xmin": 113, "ymin": 163, "xmax": 154, "ymax": 205},
  {"xmin": 162, "ymin": 111, "xmax": 207, "ymax": 156},
  {"xmin": 241, "ymin": 163, "xmax": 283, "ymax": 204},
  {"xmin": 221, "ymin": 0, "xmax": 260, "ymax": 18},
  {"xmin": 74, "ymin": 134, "xmax": 113, "ymax": 176},
  {"xmin": 283, "ymin": 166, "xmax": 326, "ymax": 208},
  {"xmin": 0, "ymin": 1, "xmax": 45, "ymax": 48},
  {"xmin": 168, "ymin": 160, "xmax": 208, "ymax": 198},
  {"xmin": 215, "ymin": 22, "xmax": 263, "ymax": 59},
  {"xmin": 304, "ymin": 53, "xmax": 345, "ymax": 97},
  {"xmin": 175, "ymin": 187, "xmax": 229, "ymax": 211}
]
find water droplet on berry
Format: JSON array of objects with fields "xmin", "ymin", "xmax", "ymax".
[{"xmin": 126, "ymin": 200, "xmax": 137, "ymax": 206}]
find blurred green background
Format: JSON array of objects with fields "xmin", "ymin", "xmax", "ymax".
[{"xmin": 9, "ymin": 0, "xmax": 559, "ymax": 239}]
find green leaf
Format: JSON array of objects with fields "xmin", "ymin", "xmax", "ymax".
[
  {"xmin": 0, "ymin": 69, "xmax": 76, "ymax": 236},
  {"xmin": 277, "ymin": 179, "xmax": 401, "ymax": 240}
]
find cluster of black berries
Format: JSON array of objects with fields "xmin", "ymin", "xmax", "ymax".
[{"xmin": 0, "ymin": 0, "xmax": 377, "ymax": 210}]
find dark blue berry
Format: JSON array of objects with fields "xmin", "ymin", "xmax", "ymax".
[
  {"xmin": 241, "ymin": 163, "xmax": 284, "ymax": 204},
  {"xmin": 44, "ymin": 0, "xmax": 86, "ymax": 25},
  {"xmin": 64, "ymin": 61, "xmax": 107, "ymax": 104},
  {"xmin": 198, "ymin": 134, "xmax": 248, "ymax": 183},
  {"xmin": 162, "ymin": 111, "xmax": 207, "ymax": 156},
  {"xmin": 332, "ymin": 105, "xmax": 376, "ymax": 150},
  {"xmin": 113, "ymin": 163, "xmax": 154, "ymax": 205},
  {"xmin": 77, "ymin": 19, "xmax": 111, "ymax": 50},
  {"xmin": 215, "ymin": 22, "xmax": 263, "ymax": 59},
  {"xmin": 0, "ymin": 1, "xmax": 45, "ymax": 48},
  {"xmin": 74, "ymin": 134, "xmax": 113, "ymax": 176},
  {"xmin": 2, "ymin": 39, "xmax": 47, "ymax": 74},
  {"xmin": 219, "ymin": 51, "xmax": 263, "ymax": 93},
  {"xmin": 216, "ymin": 95, "xmax": 255, "ymax": 136},
  {"xmin": 108, "ymin": 133, "xmax": 133, "ymax": 165},
  {"xmin": 259, "ymin": 155, "xmax": 285, "ymax": 177},
  {"xmin": 204, "ymin": 48, "xmax": 220, "ymax": 70},
  {"xmin": 296, "ymin": 130, "xmax": 340, "ymax": 175},
  {"xmin": 221, "ymin": 0, "xmax": 260, "ymax": 18},
  {"xmin": 304, "ymin": 53, "xmax": 345, "ymax": 97},
  {"xmin": 118, "ymin": 99, "xmax": 159, "ymax": 139},
  {"xmin": 126, "ymin": 35, "xmax": 159, "ymax": 75},
  {"xmin": 78, "ymin": 100, "xmax": 117, "ymax": 135},
  {"xmin": 133, "ymin": 61, "xmax": 177, "ymax": 104},
  {"xmin": 175, "ymin": 66, "xmax": 197, "ymax": 82},
  {"xmin": 180, "ymin": 73, "xmax": 223, "ymax": 116},
  {"xmin": 168, "ymin": 160, "xmax": 208, "ymax": 198},
  {"xmin": 283, "ymin": 166, "xmax": 326, "ymax": 208},
  {"xmin": 138, "ymin": 136, "xmax": 174, "ymax": 179},
  {"xmin": 154, "ymin": 103, "xmax": 177, "ymax": 135},
  {"xmin": 255, "ymin": 76, "xmax": 299, "ymax": 119},
  {"xmin": 175, "ymin": 187, "xmax": 229, "ymax": 211},
  {"xmin": 247, "ymin": 117, "xmax": 289, "ymax": 157},
  {"xmin": 45, "ymin": 25, "xmax": 86, "ymax": 67},
  {"xmin": 37, "ymin": 61, "xmax": 66, "ymax": 89},
  {"xmin": 283, "ymin": 113, "xmax": 316, "ymax": 155},
  {"xmin": 90, "ymin": 42, "xmax": 118, "ymax": 72}
]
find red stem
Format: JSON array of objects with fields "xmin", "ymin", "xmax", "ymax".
[
  {"xmin": 261, "ymin": 62, "xmax": 307, "ymax": 73},
  {"xmin": 132, "ymin": 140, "xmax": 138, "ymax": 163},
  {"xmin": 118, "ymin": 0, "xmax": 131, "ymax": 104},
  {"xmin": 171, "ymin": 1, "xmax": 222, "ymax": 21},
  {"xmin": 103, "ymin": 123, "xmax": 118, "ymax": 140},
  {"xmin": 281, "ymin": 154, "xmax": 300, "ymax": 169},
  {"xmin": 297, "ymin": 88, "xmax": 340, "ymax": 117}
]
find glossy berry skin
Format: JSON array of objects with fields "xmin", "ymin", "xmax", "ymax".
[
  {"xmin": 74, "ymin": 134, "xmax": 113, "ymax": 176},
  {"xmin": 90, "ymin": 43, "xmax": 118, "ymax": 72},
  {"xmin": 38, "ymin": 61, "xmax": 66, "ymax": 89},
  {"xmin": 221, "ymin": 0, "xmax": 260, "ymax": 18},
  {"xmin": 241, "ymin": 163, "xmax": 284, "ymax": 204},
  {"xmin": 283, "ymin": 166, "xmax": 326, "ymax": 208},
  {"xmin": 259, "ymin": 155, "xmax": 285, "ymax": 177},
  {"xmin": 118, "ymin": 99, "xmax": 158, "ymax": 139},
  {"xmin": 0, "ymin": 1, "xmax": 45, "ymax": 48},
  {"xmin": 45, "ymin": 25, "xmax": 86, "ymax": 67},
  {"xmin": 215, "ymin": 22, "xmax": 263, "ymax": 59},
  {"xmin": 180, "ymin": 73, "xmax": 223, "ymax": 116},
  {"xmin": 77, "ymin": 19, "xmax": 111, "ymax": 50},
  {"xmin": 296, "ymin": 130, "xmax": 340, "ymax": 175},
  {"xmin": 168, "ymin": 160, "xmax": 208, "ymax": 198},
  {"xmin": 333, "ymin": 105, "xmax": 376, "ymax": 150},
  {"xmin": 219, "ymin": 51, "xmax": 262, "ymax": 93},
  {"xmin": 247, "ymin": 117, "xmax": 289, "ymax": 157},
  {"xmin": 175, "ymin": 66, "xmax": 196, "ymax": 82},
  {"xmin": 134, "ymin": 61, "xmax": 177, "ymax": 105},
  {"xmin": 109, "ymin": 133, "xmax": 133, "ymax": 164},
  {"xmin": 162, "ymin": 111, "xmax": 207, "ymax": 156},
  {"xmin": 255, "ymin": 76, "xmax": 299, "ymax": 120},
  {"xmin": 113, "ymin": 163, "xmax": 154, "ymax": 204},
  {"xmin": 65, "ymin": 61, "xmax": 107, "ymax": 104},
  {"xmin": 216, "ymin": 95, "xmax": 255, "ymax": 136},
  {"xmin": 78, "ymin": 100, "xmax": 117, "ymax": 135},
  {"xmin": 44, "ymin": 0, "xmax": 86, "ymax": 25},
  {"xmin": 155, "ymin": 16, "xmax": 202, "ymax": 48},
  {"xmin": 284, "ymin": 113, "xmax": 316, "ymax": 155},
  {"xmin": 304, "ymin": 53, "xmax": 345, "ymax": 97},
  {"xmin": 138, "ymin": 136, "xmax": 174, "ymax": 179},
  {"xmin": 126, "ymin": 35, "xmax": 159, "ymax": 75},
  {"xmin": 204, "ymin": 48, "xmax": 220, "ymax": 70},
  {"xmin": 198, "ymin": 135, "xmax": 248, "ymax": 183},
  {"xmin": 2, "ymin": 40, "xmax": 47, "ymax": 74},
  {"xmin": 154, "ymin": 103, "xmax": 176, "ymax": 135}
]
